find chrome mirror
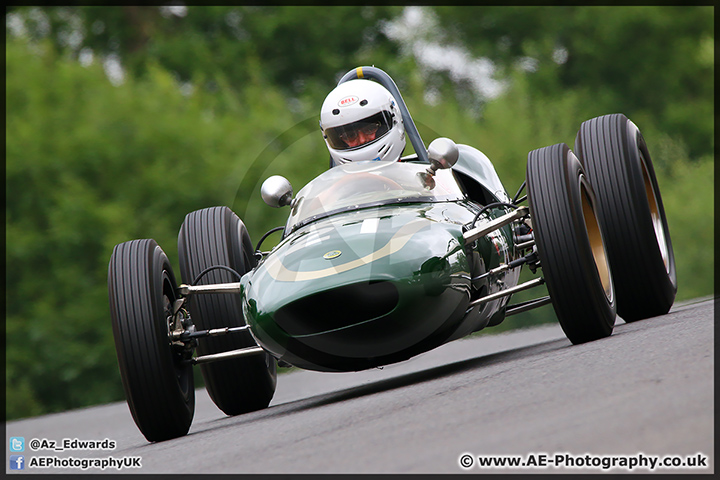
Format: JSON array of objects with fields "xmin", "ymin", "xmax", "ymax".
[
  {"xmin": 419, "ymin": 137, "xmax": 459, "ymax": 189},
  {"xmin": 261, "ymin": 175, "xmax": 293, "ymax": 208},
  {"xmin": 427, "ymin": 137, "xmax": 459, "ymax": 170}
]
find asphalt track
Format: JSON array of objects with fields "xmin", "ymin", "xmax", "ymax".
[{"xmin": 6, "ymin": 297, "xmax": 714, "ymax": 474}]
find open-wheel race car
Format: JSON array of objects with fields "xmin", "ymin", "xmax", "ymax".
[{"xmin": 108, "ymin": 66, "xmax": 677, "ymax": 442}]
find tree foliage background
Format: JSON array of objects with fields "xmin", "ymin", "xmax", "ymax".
[{"xmin": 5, "ymin": 6, "xmax": 714, "ymax": 420}]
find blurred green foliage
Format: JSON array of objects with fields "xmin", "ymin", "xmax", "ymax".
[
  {"xmin": 432, "ymin": 6, "xmax": 714, "ymax": 159},
  {"xmin": 5, "ymin": 6, "xmax": 713, "ymax": 420}
]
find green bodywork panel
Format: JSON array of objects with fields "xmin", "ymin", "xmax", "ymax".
[
  {"xmin": 236, "ymin": 159, "xmax": 520, "ymax": 371},
  {"xmin": 242, "ymin": 201, "xmax": 519, "ymax": 371}
]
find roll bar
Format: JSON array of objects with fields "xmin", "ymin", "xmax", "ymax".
[{"xmin": 338, "ymin": 66, "xmax": 429, "ymax": 164}]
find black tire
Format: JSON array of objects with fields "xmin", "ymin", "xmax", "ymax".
[
  {"xmin": 527, "ymin": 144, "xmax": 616, "ymax": 344},
  {"xmin": 574, "ymin": 114, "xmax": 677, "ymax": 321},
  {"xmin": 177, "ymin": 206, "xmax": 276, "ymax": 415},
  {"xmin": 108, "ymin": 239, "xmax": 194, "ymax": 442}
]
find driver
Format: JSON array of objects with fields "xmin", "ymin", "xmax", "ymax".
[{"xmin": 319, "ymin": 79, "xmax": 406, "ymax": 167}]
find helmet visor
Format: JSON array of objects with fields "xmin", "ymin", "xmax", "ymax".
[{"xmin": 325, "ymin": 111, "xmax": 393, "ymax": 150}]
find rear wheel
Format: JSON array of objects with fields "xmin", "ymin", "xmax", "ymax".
[
  {"xmin": 575, "ymin": 114, "xmax": 676, "ymax": 321},
  {"xmin": 526, "ymin": 144, "xmax": 616, "ymax": 344},
  {"xmin": 108, "ymin": 239, "xmax": 194, "ymax": 442},
  {"xmin": 178, "ymin": 206, "xmax": 276, "ymax": 415}
]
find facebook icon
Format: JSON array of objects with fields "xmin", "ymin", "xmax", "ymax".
[{"xmin": 10, "ymin": 455, "xmax": 24, "ymax": 470}]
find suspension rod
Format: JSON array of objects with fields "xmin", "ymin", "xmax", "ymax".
[
  {"xmin": 505, "ymin": 296, "xmax": 552, "ymax": 316},
  {"xmin": 170, "ymin": 325, "xmax": 250, "ymax": 341},
  {"xmin": 188, "ymin": 346, "xmax": 265, "ymax": 365},
  {"xmin": 515, "ymin": 240, "xmax": 535, "ymax": 251},
  {"xmin": 468, "ymin": 277, "xmax": 545, "ymax": 308},
  {"xmin": 472, "ymin": 250, "xmax": 538, "ymax": 282},
  {"xmin": 464, "ymin": 206, "xmax": 529, "ymax": 244},
  {"xmin": 177, "ymin": 282, "xmax": 242, "ymax": 295}
]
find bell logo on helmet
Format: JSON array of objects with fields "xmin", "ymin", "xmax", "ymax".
[{"xmin": 338, "ymin": 96, "xmax": 359, "ymax": 107}]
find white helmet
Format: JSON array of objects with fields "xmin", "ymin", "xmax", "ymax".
[{"xmin": 320, "ymin": 79, "xmax": 406, "ymax": 167}]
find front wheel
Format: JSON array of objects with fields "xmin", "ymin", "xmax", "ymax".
[
  {"xmin": 526, "ymin": 143, "xmax": 616, "ymax": 344},
  {"xmin": 178, "ymin": 206, "xmax": 276, "ymax": 416},
  {"xmin": 574, "ymin": 114, "xmax": 676, "ymax": 321},
  {"xmin": 108, "ymin": 239, "xmax": 194, "ymax": 442}
]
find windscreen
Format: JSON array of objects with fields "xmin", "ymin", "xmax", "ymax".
[{"xmin": 285, "ymin": 161, "xmax": 465, "ymax": 232}]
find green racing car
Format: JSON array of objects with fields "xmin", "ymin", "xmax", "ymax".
[{"xmin": 108, "ymin": 66, "xmax": 676, "ymax": 442}]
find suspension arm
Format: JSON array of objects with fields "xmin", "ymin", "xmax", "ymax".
[
  {"xmin": 463, "ymin": 206, "xmax": 529, "ymax": 244},
  {"xmin": 186, "ymin": 346, "xmax": 266, "ymax": 366},
  {"xmin": 177, "ymin": 283, "xmax": 242, "ymax": 295},
  {"xmin": 170, "ymin": 325, "xmax": 251, "ymax": 342},
  {"xmin": 467, "ymin": 277, "xmax": 545, "ymax": 308}
]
